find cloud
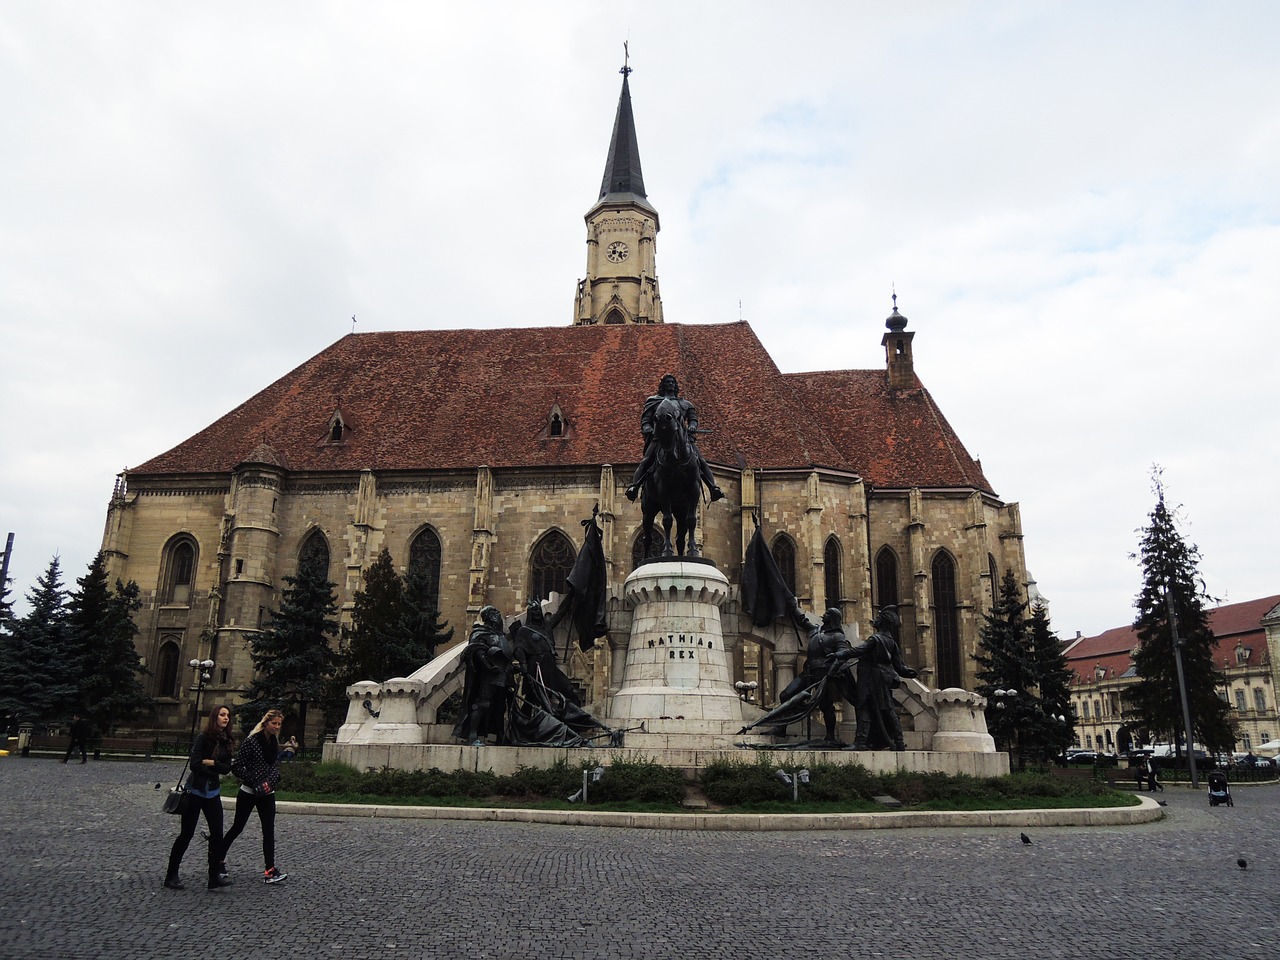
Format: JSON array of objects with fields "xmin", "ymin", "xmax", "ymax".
[{"xmin": 2, "ymin": 2, "xmax": 1278, "ymax": 638}]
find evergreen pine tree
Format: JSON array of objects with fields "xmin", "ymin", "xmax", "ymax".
[
  {"xmin": 66, "ymin": 553, "xmax": 150, "ymax": 734},
  {"xmin": 339, "ymin": 548, "xmax": 412, "ymax": 686},
  {"xmin": 1028, "ymin": 600, "xmax": 1077, "ymax": 761},
  {"xmin": 241, "ymin": 552, "xmax": 339, "ymax": 749},
  {"xmin": 327, "ymin": 549, "xmax": 453, "ymax": 731},
  {"xmin": 401, "ymin": 559, "xmax": 452, "ymax": 669},
  {"xmin": 973, "ymin": 569, "xmax": 1038, "ymax": 769},
  {"xmin": 1126, "ymin": 475, "xmax": 1233, "ymax": 754},
  {"xmin": 0, "ymin": 557, "xmax": 75, "ymax": 723}
]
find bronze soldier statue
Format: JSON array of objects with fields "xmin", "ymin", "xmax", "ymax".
[
  {"xmin": 774, "ymin": 607, "xmax": 854, "ymax": 743},
  {"xmin": 847, "ymin": 605, "xmax": 917, "ymax": 751},
  {"xmin": 453, "ymin": 605, "xmax": 514, "ymax": 745}
]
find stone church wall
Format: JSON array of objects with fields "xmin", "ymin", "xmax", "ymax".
[{"xmin": 104, "ymin": 464, "xmax": 1027, "ymax": 735}]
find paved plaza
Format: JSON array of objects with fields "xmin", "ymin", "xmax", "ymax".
[{"xmin": 0, "ymin": 757, "xmax": 1276, "ymax": 959}]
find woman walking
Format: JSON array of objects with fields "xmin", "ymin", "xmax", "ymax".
[
  {"xmin": 220, "ymin": 708, "xmax": 289, "ymax": 884},
  {"xmin": 165, "ymin": 705, "xmax": 235, "ymax": 890}
]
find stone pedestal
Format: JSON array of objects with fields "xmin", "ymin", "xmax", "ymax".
[
  {"xmin": 338, "ymin": 681, "xmax": 382, "ymax": 744},
  {"xmin": 370, "ymin": 678, "xmax": 427, "ymax": 744},
  {"xmin": 607, "ymin": 560, "xmax": 744, "ymax": 724},
  {"xmin": 926, "ymin": 688, "xmax": 996, "ymax": 753}
]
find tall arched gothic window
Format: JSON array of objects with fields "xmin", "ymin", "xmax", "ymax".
[
  {"xmin": 932, "ymin": 550, "xmax": 961, "ymax": 689},
  {"xmin": 164, "ymin": 537, "xmax": 197, "ymax": 605},
  {"xmin": 408, "ymin": 527, "xmax": 442, "ymax": 611},
  {"xmin": 823, "ymin": 537, "xmax": 841, "ymax": 612},
  {"xmin": 300, "ymin": 530, "xmax": 331, "ymax": 580},
  {"xmin": 530, "ymin": 531, "xmax": 575, "ymax": 601},
  {"xmin": 155, "ymin": 638, "xmax": 181, "ymax": 698},
  {"xmin": 771, "ymin": 535, "xmax": 797, "ymax": 596},
  {"xmin": 987, "ymin": 553, "xmax": 1000, "ymax": 609},
  {"xmin": 875, "ymin": 547, "xmax": 899, "ymax": 611},
  {"xmin": 632, "ymin": 531, "xmax": 650, "ymax": 571}
]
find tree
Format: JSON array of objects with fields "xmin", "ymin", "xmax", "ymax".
[
  {"xmin": 339, "ymin": 548, "xmax": 411, "ymax": 686},
  {"xmin": 328, "ymin": 548, "xmax": 452, "ymax": 730},
  {"xmin": 973, "ymin": 569, "xmax": 1039, "ymax": 769},
  {"xmin": 1027, "ymin": 600, "xmax": 1077, "ymax": 761},
  {"xmin": 240, "ymin": 552, "xmax": 339, "ymax": 749},
  {"xmin": 66, "ymin": 553, "xmax": 150, "ymax": 734},
  {"xmin": 1125, "ymin": 474, "xmax": 1233, "ymax": 755},
  {"xmin": 0, "ymin": 557, "xmax": 75, "ymax": 724},
  {"xmin": 401, "ymin": 559, "xmax": 452, "ymax": 670}
]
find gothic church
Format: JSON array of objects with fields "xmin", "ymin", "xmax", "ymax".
[{"xmin": 101, "ymin": 68, "xmax": 1030, "ymax": 734}]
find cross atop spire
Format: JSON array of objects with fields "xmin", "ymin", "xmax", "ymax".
[{"xmin": 621, "ymin": 40, "xmax": 631, "ymax": 78}]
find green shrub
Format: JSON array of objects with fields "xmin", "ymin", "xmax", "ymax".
[
  {"xmin": 495, "ymin": 761, "xmax": 582, "ymax": 798},
  {"xmin": 700, "ymin": 756, "xmax": 792, "ymax": 805},
  {"xmin": 801, "ymin": 761, "xmax": 882, "ymax": 802},
  {"xmin": 586, "ymin": 756, "xmax": 686, "ymax": 805},
  {"xmin": 276, "ymin": 757, "xmax": 1125, "ymax": 810}
]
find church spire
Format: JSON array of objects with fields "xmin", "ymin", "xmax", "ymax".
[
  {"xmin": 573, "ymin": 50, "xmax": 663, "ymax": 326},
  {"xmin": 596, "ymin": 49, "xmax": 653, "ymax": 212}
]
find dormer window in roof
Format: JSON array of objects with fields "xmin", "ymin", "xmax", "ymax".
[
  {"xmin": 543, "ymin": 403, "xmax": 570, "ymax": 440},
  {"xmin": 325, "ymin": 408, "xmax": 347, "ymax": 444}
]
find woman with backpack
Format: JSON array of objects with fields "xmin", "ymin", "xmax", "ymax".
[{"xmin": 219, "ymin": 708, "xmax": 289, "ymax": 884}]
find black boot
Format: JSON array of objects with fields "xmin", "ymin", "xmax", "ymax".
[
  {"xmin": 163, "ymin": 874, "xmax": 184, "ymax": 890},
  {"xmin": 208, "ymin": 874, "xmax": 233, "ymax": 889}
]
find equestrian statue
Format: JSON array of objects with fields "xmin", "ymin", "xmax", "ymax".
[{"xmin": 625, "ymin": 374, "xmax": 724, "ymax": 558}]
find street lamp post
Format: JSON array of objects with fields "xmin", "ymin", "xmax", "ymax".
[
  {"xmin": 1165, "ymin": 589, "xmax": 1199, "ymax": 789},
  {"xmin": 992, "ymin": 689, "xmax": 1019, "ymax": 765},
  {"xmin": 187, "ymin": 659, "xmax": 215, "ymax": 746}
]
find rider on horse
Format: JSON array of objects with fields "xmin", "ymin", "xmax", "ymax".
[{"xmin": 625, "ymin": 374, "xmax": 725, "ymax": 503}]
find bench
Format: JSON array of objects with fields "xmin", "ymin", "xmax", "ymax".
[
  {"xmin": 98, "ymin": 736, "xmax": 156, "ymax": 760},
  {"xmin": 1105, "ymin": 776, "xmax": 1146, "ymax": 792},
  {"xmin": 24, "ymin": 734, "xmax": 156, "ymax": 761}
]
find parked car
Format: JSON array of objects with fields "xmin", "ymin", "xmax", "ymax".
[{"xmin": 1059, "ymin": 750, "xmax": 1118, "ymax": 767}]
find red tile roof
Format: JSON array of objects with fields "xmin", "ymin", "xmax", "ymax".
[
  {"xmin": 131, "ymin": 321, "xmax": 991, "ymax": 492},
  {"xmin": 787, "ymin": 369, "xmax": 993, "ymax": 491},
  {"xmin": 1065, "ymin": 595, "xmax": 1280, "ymax": 685}
]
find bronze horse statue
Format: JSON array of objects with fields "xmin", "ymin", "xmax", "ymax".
[{"xmin": 638, "ymin": 395, "xmax": 702, "ymax": 559}]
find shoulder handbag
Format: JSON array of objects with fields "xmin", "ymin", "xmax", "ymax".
[{"xmin": 162, "ymin": 757, "xmax": 193, "ymax": 815}]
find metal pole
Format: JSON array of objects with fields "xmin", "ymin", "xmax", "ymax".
[
  {"xmin": 1166, "ymin": 588, "xmax": 1199, "ymax": 789},
  {"xmin": 0, "ymin": 532, "xmax": 14, "ymax": 590}
]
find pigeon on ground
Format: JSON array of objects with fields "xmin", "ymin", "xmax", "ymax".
[
  {"xmin": 1020, "ymin": 833, "xmax": 1032, "ymax": 845},
  {"xmin": 1156, "ymin": 800, "xmax": 1167, "ymax": 806},
  {"xmin": 154, "ymin": 783, "xmax": 161, "ymax": 789},
  {"xmin": 1238, "ymin": 858, "xmax": 1248, "ymax": 870}
]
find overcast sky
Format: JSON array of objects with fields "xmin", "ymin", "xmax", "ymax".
[{"xmin": 2, "ymin": 2, "xmax": 1277, "ymax": 638}]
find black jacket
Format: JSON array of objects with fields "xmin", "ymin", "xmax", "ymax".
[{"xmin": 186, "ymin": 731, "xmax": 233, "ymax": 792}]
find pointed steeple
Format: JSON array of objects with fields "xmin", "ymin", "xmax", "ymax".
[
  {"xmin": 573, "ymin": 52, "xmax": 663, "ymax": 326},
  {"xmin": 596, "ymin": 61, "xmax": 655, "ymax": 216}
]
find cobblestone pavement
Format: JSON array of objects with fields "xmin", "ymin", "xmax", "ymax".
[{"xmin": 1, "ymin": 758, "xmax": 1277, "ymax": 960}]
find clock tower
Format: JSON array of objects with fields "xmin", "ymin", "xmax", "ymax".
[{"xmin": 573, "ymin": 57, "xmax": 664, "ymax": 326}]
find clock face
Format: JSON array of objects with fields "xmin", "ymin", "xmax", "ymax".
[{"xmin": 606, "ymin": 241, "xmax": 629, "ymax": 263}]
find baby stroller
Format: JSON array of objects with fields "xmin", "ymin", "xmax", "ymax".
[{"xmin": 1207, "ymin": 770, "xmax": 1233, "ymax": 807}]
